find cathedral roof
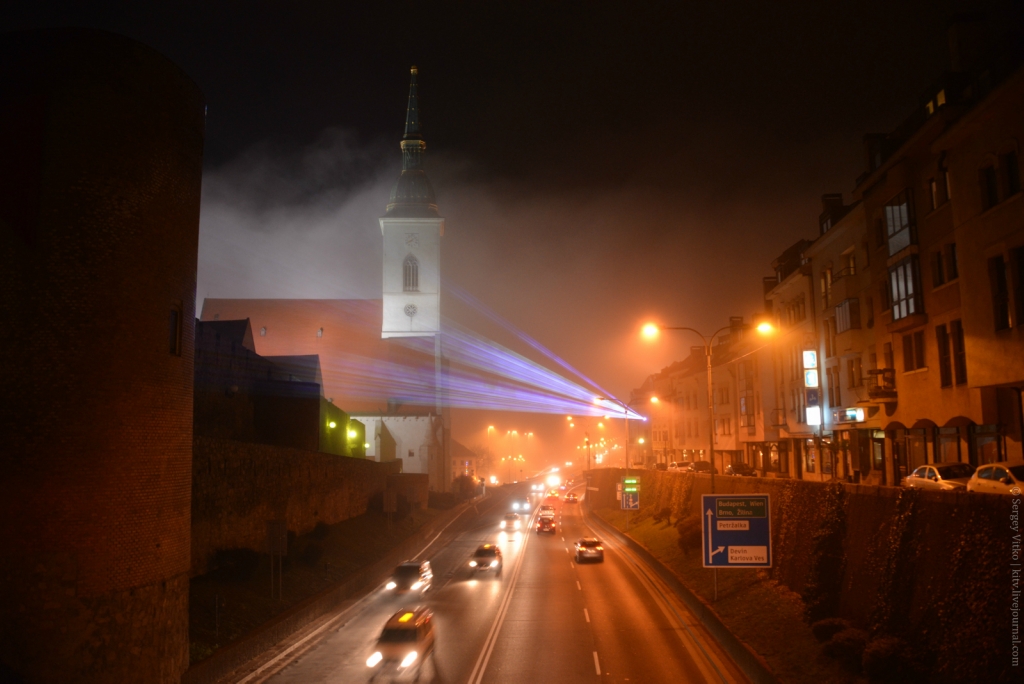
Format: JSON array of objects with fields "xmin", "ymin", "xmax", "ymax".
[{"xmin": 386, "ymin": 66, "xmax": 440, "ymax": 218}]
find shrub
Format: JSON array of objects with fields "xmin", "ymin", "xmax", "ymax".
[
  {"xmin": 675, "ymin": 515, "xmax": 702, "ymax": 556},
  {"xmin": 811, "ymin": 617, "xmax": 851, "ymax": 642},
  {"xmin": 823, "ymin": 628, "xmax": 868, "ymax": 673},
  {"xmin": 862, "ymin": 636, "xmax": 913, "ymax": 682}
]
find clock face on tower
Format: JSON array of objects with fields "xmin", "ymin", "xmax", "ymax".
[{"xmin": 405, "ymin": 233, "xmax": 419, "ymax": 247}]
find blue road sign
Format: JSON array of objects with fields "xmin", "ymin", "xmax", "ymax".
[
  {"xmin": 621, "ymin": 491, "xmax": 639, "ymax": 510},
  {"xmin": 701, "ymin": 494, "xmax": 772, "ymax": 568}
]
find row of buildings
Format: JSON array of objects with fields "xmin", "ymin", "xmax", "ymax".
[{"xmin": 631, "ymin": 25, "xmax": 1024, "ymax": 485}]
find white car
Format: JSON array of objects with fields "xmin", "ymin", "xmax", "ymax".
[
  {"xmin": 966, "ymin": 462, "xmax": 1024, "ymax": 494},
  {"xmin": 901, "ymin": 463, "xmax": 976, "ymax": 491}
]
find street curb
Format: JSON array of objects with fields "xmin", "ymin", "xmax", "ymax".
[
  {"xmin": 584, "ymin": 503, "xmax": 778, "ymax": 684},
  {"xmin": 182, "ymin": 500, "xmax": 478, "ymax": 684}
]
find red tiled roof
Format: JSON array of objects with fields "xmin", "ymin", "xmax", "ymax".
[{"xmin": 200, "ymin": 299, "xmax": 437, "ymax": 415}]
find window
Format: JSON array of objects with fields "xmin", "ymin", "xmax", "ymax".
[
  {"xmin": 403, "ymin": 255, "xmax": 420, "ymax": 292},
  {"xmin": 980, "ymin": 165, "xmax": 999, "ymax": 210},
  {"xmin": 884, "ymin": 189, "xmax": 915, "ymax": 255},
  {"xmin": 847, "ymin": 356, "xmax": 863, "ymax": 388},
  {"xmin": 902, "ymin": 331, "xmax": 926, "ymax": 372},
  {"xmin": 989, "ymin": 255, "xmax": 1011, "ymax": 331},
  {"xmin": 823, "ymin": 321, "xmax": 832, "ymax": 358},
  {"xmin": 933, "ymin": 250, "xmax": 946, "ymax": 287},
  {"xmin": 929, "ymin": 178, "xmax": 939, "ymax": 211},
  {"xmin": 883, "ymin": 342, "xmax": 894, "ymax": 370},
  {"xmin": 1014, "ymin": 247, "xmax": 1024, "ymax": 327},
  {"xmin": 947, "ymin": 243, "xmax": 959, "ymax": 280},
  {"xmin": 950, "ymin": 319, "xmax": 967, "ymax": 385},
  {"xmin": 835, "ymin": 298, "xmax": 861, "ymax": 333},
  {"xmin": 936, "ymin": 324, "xmax": 952, "ymax": 387},
  {"xmin": 260, "ymin": 326, "xmax": 267, "ymax": 337},
  {"xmin": 943, "ymin": 169, "xmax": 952, "ymax": 201},
  {"xmin": 1003, "ymin": 151, "xmax": 1021, "ymax": 196},
  {"xmin": 936, "ymin": 427, "xmax": 960, "ymax": 463},
  {"xmin": 169, "ymin": 307, "xmax": 182, "ymax": 355},
  {"xmin": 874, "ymin": 218, "xmax": 886, "ymax": 250},
  {"xmin": 820, "ymin": 269, "xmax": 833, "ymax": 309},
  {"xmin": 889, "ymin": 256, "xmax": 922, "ymax": 320}
]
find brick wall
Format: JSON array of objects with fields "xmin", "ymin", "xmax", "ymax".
[
  {"xmin": 0, "ymin": 29, "xmax": 204, "ymax": 683},
  {"xmin": 191, "ymin": 437, "xmax": 401, "ymax": 576},
  {"xmin": 588, "ymin": 469, "xmax": 1010, "ymax": 679}
]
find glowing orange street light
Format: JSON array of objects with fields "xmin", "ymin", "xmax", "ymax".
[
  {"xmin": 650, "ymin": 396, "xmax": 660, "ymax": 404},
  {"xmin": 756, "ymin": 321, "xmax": 775, "ymax": 335},
  {"xmin": 641, "ymin": 323, "xmax": 659, "ymax": 340}
]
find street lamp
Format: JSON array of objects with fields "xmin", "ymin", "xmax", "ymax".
[{"xmin": 642, "ymin": 321, "xmax": 775, "ymax": 493}]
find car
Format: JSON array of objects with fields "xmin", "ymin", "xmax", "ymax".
[
  {"xmin": 536, "ymin": 517, "xmax": 556, "ymax": 534},
  {"xmin": 687, "ymin": 461, "xmax": 719, "ymax": 474},
  {"xmin": 384, "ymin": 561, "xmax": 432, "ymax": 595},
  {"xmin": 902, "ymin": 462, "xmax": 976, "ymax": 491},
  {"xmin": 667, "ymin": 461, "xmax": 686, "ymax": 472},
  {"xmin": 531, "ymin": 483, "xmax": 544, "ymax": 492},
  {"xmin": 511, "ymin": 498, "xmax": 530, "ymax": 511},
  {"xmin": 469, "ymin": 544, "xmax": 503, "ymax": 574},
  {"xmin": 574, "ymin": 538, "xmax": 604, "ymax": 563},
  {"xmin": 500, "ymin": 513, "xmax": 521, "ymax": 530},
  {"xmin": 538, "ymin": 505, "xmax": 555, "ymax": 519},
  {"xmin": 966, "ymin": 461, "xmax": 1024, "ymax": 494},
  {"xmin": 366, "ymin": 607, "xmax": 435, "ymax": 680},
  {"xmin": 726, "ymin": 462, "xmax": 757, "ymax": 477},
  {"xmin": 564, "ymin": 493, "xmax": 578, "ymax": 503},
  {"xmin": 653, "ymin": 462, "xmax": 668, "ymax": 471}
]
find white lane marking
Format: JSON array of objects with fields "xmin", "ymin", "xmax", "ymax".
[
  {"xmin": 593, "ymin": 651, "xmax": 601, "ymax": 675},
  {"xmin": 576, "ymin": 580, "xmax": 581, "ymax": 590},
  {"xmin": 561, "ymin": 536, "xmax": 565, "ymax": 541},
  {"xmin": 584, "ymin": 608, "xmax": 590, "ymax": 622},
  {"xmin": 583, "ymin": 509, "xmax": 733, "ymax": 683},
  {"xmin": 467, "ymin": 505, "xmax": 535, "ymax": 684},
  {"xmin": 570, "ymin": 562, "xmax": 575, "ymax": 569}
]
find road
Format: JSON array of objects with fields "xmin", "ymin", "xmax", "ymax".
[{"xmin": 251, "ymin": 480, "xmax": 748, "ymax": 684}]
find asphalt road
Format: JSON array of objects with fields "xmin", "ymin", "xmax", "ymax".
[{"xmin": 254, "ymin": 480, "xmax": 747, "ymax": 684}]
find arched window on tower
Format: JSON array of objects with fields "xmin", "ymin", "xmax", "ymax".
[{"xmin": 403, "ymin": 255, "xmax": 419, "ymax": 292}]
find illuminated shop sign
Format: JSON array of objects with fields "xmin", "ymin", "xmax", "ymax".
[{"xmin": 832, "ymin": 407, "xmax": 865, "ymax": 424}]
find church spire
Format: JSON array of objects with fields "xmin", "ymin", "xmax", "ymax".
[
  {"xmin": 386, "ymin": 66, "xmax": 437, "ymax": 216},
  {"xmin": 403, "ymin": 66, "xmax": 421, "ymax": 142}
]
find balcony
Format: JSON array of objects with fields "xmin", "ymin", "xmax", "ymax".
[
  {"xmin": 769, "ymin": 408, "xmax": 787, "ymax": 428},
  {"xmin": 867, "ymin": 368, "xmax": 897, "ymax": 402}
]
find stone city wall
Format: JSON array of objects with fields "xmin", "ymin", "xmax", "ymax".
[{"xmin": 191, "ymin": 436, "xmax": 401, "ymax": 576}]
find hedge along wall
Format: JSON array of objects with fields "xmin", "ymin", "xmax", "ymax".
[
  {"xmin": 191, "ymin": 436, "xmax": 401, "ymax": 576},
  {"xmin": 587, "ymin": 469, "xmax": 1011, "ymax": 681}
]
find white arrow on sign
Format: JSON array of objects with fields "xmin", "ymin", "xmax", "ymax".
[{"xmin": 705, "ymin": 509, "xmax": 725, "ymax": 560}]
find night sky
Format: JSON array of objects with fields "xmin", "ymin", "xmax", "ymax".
[{"xmin": 5, "ymin": 1, "xmax": 1022, "ymax": 462}]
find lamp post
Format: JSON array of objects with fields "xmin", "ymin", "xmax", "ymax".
[
  {"xmin": 643, "ymin": 321, "xmax": 774, "ymax": 494},
  {"xmin": 596, "ymin": 395, "xmax": 640, "ymax": 531}
]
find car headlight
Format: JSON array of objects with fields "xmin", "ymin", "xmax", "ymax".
[
  {"xmin": 500, "ymin": 520, "xmax": 506, "ymax": 529},
  {"xmin": 401, "ymin": 651, "xmax": 418, "ymax": 668},
  {"xmin": 514, "ymin": 521, "xmax": 521, "ymax": 529},
  {"xmin": 469, "ymin": 560, "xmax": 478, "ymax": 567},
  {"xmin": 411, "ymin": 581, "xmax": 423, "ymax": 590},
  {"xmin": 385, "ymin": 581, "xmax": 396, "ymax": 590},
  {"xmin": 513, "ymin": 503, "xmax": 519, "ymax": 510},
  {"xmin": 366, "ymin": 652, "xmax": 383, "ymax": 667},
  {"xmin": 522, "ymin": 504, "xmax": 529, "ymax": 510},
  {"xmin": 490, "ymin": 560, "xmax": 499, "ymax": 567}
]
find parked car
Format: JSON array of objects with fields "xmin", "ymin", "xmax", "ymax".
[
  {"xmin": 726, "ymin": 462, "xmax": 757, "ymax": 477},
  {"xmin": 653, "ymin": 462, "xmax": 668, "ymax": 471},
  {"xmin": 966, "ymin": 461, "xmax": 1024, "ymax": 494},
  {"xmin": 687, "ymin": 461, "xmax": 718, "ymax": 474},
  {"xmin": 667, "ymin": 461, "xmax": 686, "ymax": 472},
  {"xmin": 902, "ymin": 463, "xmax": 976, "ymax": 491}
]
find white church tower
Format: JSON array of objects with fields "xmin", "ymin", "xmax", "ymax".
[{"xmin": 380, "ymin": 66, "xmax": 443, "ymax": 338}]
